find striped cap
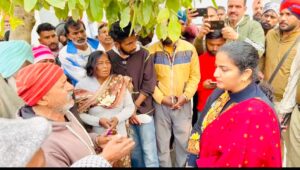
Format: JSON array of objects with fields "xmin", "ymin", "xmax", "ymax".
[
  {"xmin": 32, "ymin": 45, "xmax": 55, "ymax": 63},
  {"xmin": 16, "ymin": 63, "xmax": 63, "ymax": 106},
  {"xmin": 280, "ymin": 0, "xmax": 300, "ymax": 19}
]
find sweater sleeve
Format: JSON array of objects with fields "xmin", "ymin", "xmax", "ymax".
[
  {"xmin": 140, "ymin": 53, "xmax": 157, "ymax": 95},
  {"xmin": 238, "ymin": 21, "xmax": 265, "ymax": 57},
  {"xmin": 153, "ymin": 86, "xmax": 165, "ymax": 104},
  {"xmin": 44, "ymin": 151, "xmax": 71, "ymax": 167},
  {"xmin": 114, "ymin": 90, "xmax": 135, "ymax": 123},
  {"xmin": 184, "ymin": 47, "xmax": 200, "ymax": 100},
  {"xmin": 79, "ymin": 112, "xmax": 100, "ymax": 127}
]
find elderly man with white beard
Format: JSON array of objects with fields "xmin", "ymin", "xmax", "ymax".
[{"xmin": 16, "ymin": 63, "xmax": 134, "ymax": 167}]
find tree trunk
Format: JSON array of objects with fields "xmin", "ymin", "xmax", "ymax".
[{"xmin": 9, "ymin": 5, "xmax": 35, "ymax": 44}]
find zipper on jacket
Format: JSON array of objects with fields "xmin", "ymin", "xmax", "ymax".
[{"xmin": 165, "ymin": 44, "xmax": 177, "ymax": 104}]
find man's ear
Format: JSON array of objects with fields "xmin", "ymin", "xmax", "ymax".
[
  {"xmin": 38, "ymin": 38, "xmax": 42, "ymax": 44},
  {"xmin": 36, "ymin": 95, "xmax": 49, "ymax": 106},
  {"xmin": 242, "ymin": 68, "xmax": 253, "ymax": 81}
]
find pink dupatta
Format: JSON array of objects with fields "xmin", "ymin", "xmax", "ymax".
[{"xmin": 196, "ymin": 98, "xmax": 282, "ymax": 168}]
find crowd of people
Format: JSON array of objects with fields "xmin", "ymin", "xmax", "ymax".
[{"xmin": 0, "ymin": 0, "xmax": 300, "ymax": 167}]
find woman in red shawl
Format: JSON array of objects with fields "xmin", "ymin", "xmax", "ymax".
[{"xmin": 186, "ymin": 41, "xmax": 282, "ymax": 167}]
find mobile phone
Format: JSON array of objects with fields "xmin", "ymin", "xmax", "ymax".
[
  {"xmin": 209, "ymin": 21, "xmax": 225, "ymax": 30},
  {"xmin": 194, "ymin": 8, "xmax": 208, "ymax": 17}
]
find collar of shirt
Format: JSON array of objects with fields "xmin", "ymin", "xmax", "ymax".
[
  {"xmin": 66, "ymin": 37, "xmax": 100, "ymax": 54},
  {"xmin": 111, "ymin": 43, "xmax": 141, "ymax": 59}
]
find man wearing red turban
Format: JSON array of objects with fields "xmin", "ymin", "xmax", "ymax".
[
  {"xmin": 15, "ymin": 63, "xmax": 135, "ymax": 167},
  {"xmin": 261, "ymin": 0, "xmax": 300, "ymax": 167},
  {"xmin": 280, "ymin": 0, "xmax": 300, "ymax": 19}
]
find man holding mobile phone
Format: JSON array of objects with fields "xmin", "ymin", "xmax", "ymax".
[{"xmin": 194, "ymin": 0, "xmax": 265, "ymax": 57}]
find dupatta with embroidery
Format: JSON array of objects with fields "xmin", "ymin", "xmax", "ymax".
[{"xmin": 74, "ymin": 74, "xmax": 133, "ymax": 113}]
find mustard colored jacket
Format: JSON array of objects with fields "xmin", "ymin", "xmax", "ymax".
[{"xmin": 148, "ymin": 39, "xmax": 200, "ymax": 104}]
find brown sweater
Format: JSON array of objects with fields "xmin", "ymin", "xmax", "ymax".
[{"xmin": 107, "ymin": 47, "xmax": 157, "ymax": 115}]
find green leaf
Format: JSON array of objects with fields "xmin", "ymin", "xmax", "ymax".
[
  {"xmin": 68, "ymin": 0, "xmax": 77, "ymax": 10},
  {"xmin": 136, "ymin": 3, "xmax": 144, "ymax": 25},
  {"xmin": 14, "ymin": 0, "xmax": 24, "ymax": 6},
  {"xmin": 211, "ymin": 0, "xmax": 218, "ymax": 9},
  {"xmin": 167, "ymin": 14, "xmax": 181, "ymax": 42},
  {"xmin": 0, "ymin": 0, "xmax": 11, "ymax": 14},
  {"xmin": 85, "ymin": 5, "xmax": 94, "ymax": 21},
  {"xmin": 72, "ymin": 8, "xmax": 82, "ymax": 20},
  {"xmin": 157, "ymin": 8, "xmax": 169, "ymax": 23},
  {"xmin": 46, "ymin": 0, "xmax": 65, "ymax": 9},
  {"xmin": 102, "ymin": 0, "xmax": 112, "ymax": 8},
  {"xmin": 128, "ymin": 2, "xmax": 138, "ymax": 36},
  {"xmin": 90, "ymin": 0, "xmax": 103, "ymax": 22},
  {"xmin": 120, "ymin": 6, "xmax": 130, "ymax": 29},
  {"xmin": 53, "ymin": 6, "xmax": 69, "ymax": 19},
  {"xmin": 142, "ymin": 0, "xmax": 151, "ymax": 25},
  {"xmin": 9, "ymin": 16, "xmax": 24, "ymax": 30},
  {"xmin": 77, "ymin": 0, "xmax": 88, "ymax": 9},
  {"xmin": 182, "ymin": 0, "xmax": 193, "ymax": 8},
  {"xmin": 106, "ymin": 0, "xmax": 119, "ymax": 25},
  {"xmin": 39, "ymin": 0, "xmax": 51, "ymax": 10},
  {"xmin": 0, "ymin": 18, "xmax": 5, "ymax": 38},
  {"xmin": 156, "ymin": 22, "xmax": 168, "ymax": 40},
  {"xmin": 24, "ymin": 0, "xmax": 38, "ymax": 12},
  {"xmin": 166, "ymin": 0, "xmax": 180, "ymax": 13}
]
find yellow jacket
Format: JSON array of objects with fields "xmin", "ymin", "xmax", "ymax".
[{"xmin": 148, "ymin": 39, "xmax": 200, "ymax": 104}]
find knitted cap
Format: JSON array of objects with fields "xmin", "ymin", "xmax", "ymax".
[
  {"xmin": 32, "ymin": 45, "xmax": 55, "ymax": 63},
  {"xmin": 280, "ymin": 0, "xmax": 300, "ymax": 19},
  {"xmin": 0, "ymin": 40, "xmax": 34, "ymax": 78},
  {"xmin": 16, "ymin": 63, "xmax": 64, "ymax": 106},
  {"xmin": 263, "ymin": 2, "xmax": 280, "ymax": 16},
  {"xmin": 0, "ymin": 117, "xmax": 51, "ymax": 167}
]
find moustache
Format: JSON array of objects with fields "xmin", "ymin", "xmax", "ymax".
[
  {"xmin": 77, "ymin": 38, "xmax": 86, "ymax": 43},
  {"xmin": 50, "ymin": 42, "xmax": 58, "ymax": 47},
  {"xmin": 279, "ymin": 21, "xmax": 288, "ymax": 25},
  {"xmin": 261, "ymin": 22, "xmax": 272, "ymax": 29}
]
